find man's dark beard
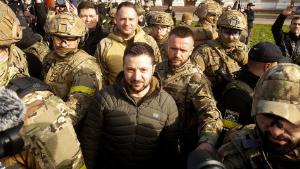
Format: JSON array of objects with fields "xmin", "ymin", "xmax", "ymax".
[
  {"xmin": 125, "ymin": 80, "xmax": 149, "ymax": 94},
  {"xmin": 262, "ymin": 130, "xmax": 298, "ymax": 155}
]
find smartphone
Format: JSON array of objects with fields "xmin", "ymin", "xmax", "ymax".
[{"xmin": 294, "ymin": 6, "xmax": 300, "ymax": 14}]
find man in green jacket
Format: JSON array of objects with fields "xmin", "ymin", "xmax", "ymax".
[
  {"xmin": 95, "ymin": 1, "xmax": 161, "ymax": 85},
  {"xmin": 81, "ymin": 42, "xmax": 179, "ymax": 169}
]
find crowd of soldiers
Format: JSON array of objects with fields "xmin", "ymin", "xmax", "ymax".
[{"xmin": 0, "ymin": 0, "xmax": 299, "ymax": 168}]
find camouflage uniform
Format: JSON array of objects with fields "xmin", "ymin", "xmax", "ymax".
[
  {"xmin": 95, "ymin": 26, "xmax": 161, "ymax": 85},
  {"xmin": 101, "ymin": 7, "xmax": 116, "ymax": 33},
  {"xmin": 192, "ymin": 0, "xmax": 222, "ymax": 46},
  {"xmin": 0, "ymin": 2, "xmax": 29, "ymax": 85},
  {"xmin": 218, "ymin": 63, "xmax": 300, "ymax": 169},
  {"xmin": 0, "ymin": 3, "xmax": 84, "ymax": 169},
  {"xmin": 3, "ymin": 45, "xmax": 30, "ymax": 85},
  {"xmin": 156, "ymin": 59, "xmax": 223, "ymax": 153},
  {"xmin": 43, "ymin": 13, "xmax": 103, "ymax": 125},
  {"xmin": 148, "ymin": 12, "xmax": 173, "ymax": 62},
  {"xmin": 191, "ymin": 10, "xmax": 248, "ymax": 99}
]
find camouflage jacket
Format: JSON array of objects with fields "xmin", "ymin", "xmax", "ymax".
[
  {"xmin": 20, "ymin": 89, "xmax": 84, "ymax": 169},
  {"xmin": 0, "ymin": 57, "xmax": 84, "ymax": 169},
  {"xmin": 0, "ymin": 45, "xmax": 30, "ymax": 86},
  {"xmin": 42, "ymin": 49, "xmax": 103, "ymax": 124},
  {"xmin": 191, "ymin": 38, "xmax": 248, "ymax": 85},
  {"xmin": 95, "ymin": 26, "xmax": 161, "ymax": 85},
  {"xmin": 156, "ymin": 59, "xmax": 223, "ymax": 150},
  {"xmin": 218, "ymin": 124, "xmax": 300, "ymax": 169}
]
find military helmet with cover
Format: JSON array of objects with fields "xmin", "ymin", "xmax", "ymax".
[
  {"xmin": 251, "ymin": 63, "xmax": 300, "ymax": 125},
  {"xmin": 0, "ymin": 2, "xmax": 23, "ymax": 46},
  {"xmin": 45, "ymin": 12, "xmax": 87, "ymax": 38},
  {"xmin": 194, "ymin": 2, "xmax": 222, "ymax": 19},
  {"xmin": 217, "ymin": 10, "xmax": 247, "ymax": 30},
  {"xmin": 148, "ymin": 12, "xmax": 174, "ymax": 26}
]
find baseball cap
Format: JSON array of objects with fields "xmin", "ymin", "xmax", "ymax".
[
  {"xmin": 248, "ymin": 42, "xmax": 287, "ymax": 63},
  {"xmin": 247, "ymin": 2, "xmax": 255, "ymax": 6}
]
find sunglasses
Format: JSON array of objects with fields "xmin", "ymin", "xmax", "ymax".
[{"xmin": 221, "ymin": 28, "xmax": 241, "ymax": 36}]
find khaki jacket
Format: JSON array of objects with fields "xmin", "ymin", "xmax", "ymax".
[{"xmin": 95, "ymin": 26, "xmax": 161, "ymax": 85}]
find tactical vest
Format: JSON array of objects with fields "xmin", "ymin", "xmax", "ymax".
[
  {"xmin": 159, "ymin": 62, "xmax": 199, "ymax": 127},
  {"xmin": 157, "ymin": 61, "xmax": 203, "ymax": 153},
  {"xmin": 4, "ymin": 77, "xmax": 85, "ymax": 169},
  {"xmin": 207, "ymin": 40, "xmax": 246, "ymax": 81},
  {"xmin": 220, "ymin": 125, "xmax": 273, "ymax": 169},
  {"xmin": 42, "ymin": 50, "xmax": 97, "ymax": 99}
]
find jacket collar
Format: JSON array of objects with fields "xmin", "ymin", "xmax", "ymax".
[
  {"xmin": 167, "ymin": 59, "xmax": 192, "ymax": 74},
  {"xmin": 108, "ymin": 26, "xmax": 145, "ymax": 44},
  {"xmin": 288, "ymin": 31, "xmax": 300, "ymax": 41}
]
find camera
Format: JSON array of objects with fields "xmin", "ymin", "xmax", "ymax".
[
  {"xmin": 0, "ymin": 123, "xmax": 24, "ymax": 159},
  {"xmin": 0, "ymin": 88, "xmax": 25, "ymax": 159}
]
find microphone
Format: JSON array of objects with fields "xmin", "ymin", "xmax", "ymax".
[
  {"xmin": 0, "ymin": 88, "xmax": 25, "ymax": 132},
  {"xmin": 0, "ymin": 88, "xmax": 25, "ymax": 158}
]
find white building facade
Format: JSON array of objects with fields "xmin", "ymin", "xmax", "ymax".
[{"xmin": 111, "ymin": 0, "xmax": 300, "ymax": 9}]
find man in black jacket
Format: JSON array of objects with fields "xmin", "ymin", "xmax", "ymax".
[
  {"xmin": 219, "ymin": 42, "xmax": 285, "ymax": 127},
  {"xmin": 78, "ymin": 1, "xmax": 108, "ymax": 56},
  {"xmin": 272, "ymin": 4, "xmax": 300, "ymax": 65},
  {"xmin": 80, "ymin": 42, "xmax": 179, "ymax": 169},
  {"xmin": 244, "ymin": 2, "xmax": 255, "ymax": 44}
]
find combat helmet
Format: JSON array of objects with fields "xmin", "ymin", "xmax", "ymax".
[
  {"xmin": 45, "ymin": 12, "xmax": 87, "ymax": 38},
  {"xmin": 0, "ymin": 2, "xmax": 23, "ymax": 46},
  {"xmin": 148, "ymin": 12, "xmax": 174, "ymax": 26},
  {"xmin": 217, "ymin": 10, "xmax": 247, "ymax": 30},
  {"xmin": 194, "ymin": 2, "xmax": 222, "ymax": 19},
  {"xmin": 251, "ymin": 63, "xmax": 300, "ymax": 125}
]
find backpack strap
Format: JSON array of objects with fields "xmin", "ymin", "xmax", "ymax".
[{"xmin": 7, "ymin": 77, "xmax": 50, "ymax": 98}]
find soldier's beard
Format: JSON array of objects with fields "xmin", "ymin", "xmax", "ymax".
[
  {"xmin": 262, "ymin": 130, "xmax": 299, "ymax": 155},
  {"xmin": 219, "ymin": 35, "xmax": 240, "ymax": 48},
  {"xmin": 54, "ymin": 47, "xmax": 77, "ymax": 57}
]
